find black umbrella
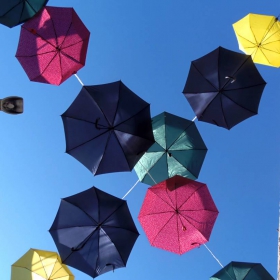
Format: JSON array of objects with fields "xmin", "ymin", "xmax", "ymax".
[
  {"xmin": 182, "ymin": 46, "xmax": 266, "ymax": 129},
  {"xmin": 49, "ymin": 187, "xmax": 139, "ymax": 278},
  {"xmin": 62, "ymin": 80, "xmax": 154, "ymax": 175}
]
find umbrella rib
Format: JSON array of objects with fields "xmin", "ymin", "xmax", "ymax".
[
  {"xmin": 167, "ymin": 121, "xmax": 198, "ymax": 150},
  {"xmin": 177, "ymin": 185, "xmax": 205, "ymax": 210},
  {"xmin": 257, "ymin": 16, "xmax": 279, "ymax": 45},
  {"xmin": 168, "ymin": 154, "xmax": 198, "ymax": 179},
  {"xmin": 150, "ymin": 213, "xmax": 176, "ymax": 245},
  {"xmin": 1, "ymin": 4, "xmax": 19, "ymax": 17},
  {"xmin": 192, "ymin": 63, "xmax": 219, "ymax": 91},
  {"xmin": 221, "ymin": 83, "xmax": 266, "ymax": 114},
  {"xmin": 114, "ymin": 104, "xmax": 154, "ymax": 141},
  {"xmin": 48, "ymin": 256, "xmax": 66, "ymax": 279},
  {"xmin": 22, "ymin": 25, "xmax": 57, "ymax": 49}
]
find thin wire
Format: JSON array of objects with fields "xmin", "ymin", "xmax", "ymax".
[
  {"xmin": 192, "ymin": 116, "xmax": 197, "ymax": 122},
  {"xmin": 203, "ymin": 244, "xmax": 224, "ymax": 268},
  {"xmin": 122, "ymin": 179, "xmax": 140, "ymax": 199},
  {"xmin": 74, "ymin": 73, "xmax": 84, "ymax": 86},
  {"xmin": 121, "ymin": 159, "xmax": 157, "ymax": 199}
]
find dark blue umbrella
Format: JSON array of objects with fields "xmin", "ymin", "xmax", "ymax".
[
  {"xmin": 0, "ymin": 0, "xmax": 48, "ymax": 28},
  {"xmin": 183, "ymin": 46, "xmax": 266, "ymax": 130},
  {"xmin": 62, "ymin": 80, "xmax": 154, "ymax": 175},
  {"xmin": 49, "ymin": 186, "xmax": 139, "ymax": 278}
]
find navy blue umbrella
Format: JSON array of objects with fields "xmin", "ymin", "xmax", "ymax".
[
  {"xmin": 183, "ymin": 46, "xmax": 266, "ymax": 130},
  {"xmin": 62, "ymin": 80, "xmax": 154, "ymax": 175},
  {"xmin": 0, "ymin": 0, "xmax": 48, "ymax": 28},
  {"xmin": 49, "ymin": 186, "xmax": 139, "ymax": 278}
]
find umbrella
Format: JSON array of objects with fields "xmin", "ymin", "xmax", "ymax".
[
  {"xmin": 11, "ymin": 248, "xmax": 74, "ymax": 280},
  {"xmin": 15, "ymin": 6, "xmax": 90, "ymax": 85},
  {"xmin": 182, "ymin": 46, "xmax": 266, "ymax": 129},
  {"xmin": 0, "ymin": 0, "xmax": 48, "ymax": 28},
  {"xmin": 134, "ymin": 111, "xmax": 207, "ymax": 185},
  {"xmin": 210, "ymin": 261, "xmax": 274, "ymax": 280},
  {"xmin": 61, "ymin": 80, "xmax": 155, "ymax": 175},
  {"xmin": 233, "ymin": 13, "xmax": 280, "ymax": 67},
  {"xmin": 138, "ymin": 175, "xmax": 219, "ymax": 255},
  {"xmin": 49, "ymin": 186, "xmax": 139, "ymax": 278}
]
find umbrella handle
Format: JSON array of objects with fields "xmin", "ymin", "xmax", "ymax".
[{"xmin": 225, "ymin": 76, "xmax": 236, "ymax": 83}]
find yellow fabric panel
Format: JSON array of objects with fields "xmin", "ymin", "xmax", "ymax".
[
  {"xmin": 11, "ymin": 249, "xmax": 74, "ymax": 280},
  {"xmin": 233, "ymin": 13, "xmax": 280, "ymax": 67},
  {"xmin": 11, "ymin": 266, "xmax": 46, "ymax": 280}
]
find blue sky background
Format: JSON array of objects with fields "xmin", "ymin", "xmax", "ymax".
[{"xmin": 1, "ymin": 0, "xmax": 280, "ymax": 279}]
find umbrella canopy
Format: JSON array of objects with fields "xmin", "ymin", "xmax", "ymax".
[
  {"xmin": 15, "ymin": 6, "xmax": 90, "ymax": 85},
  {"xmin": 233, "ymin": 13, "xmax": 280, "ymax": 67},
  {"xmin": 182, "ymin": 46, "xmax": 266, "ymax": 129},
  {"xmin": 134, "ymin": 111, "xmax": 207, "ymax": 185},
  {"xmin": 210, "ymin": 261, "xmax": 274, "ymax": 280},
  {"xmin": 138, "ymin": 175, "xmax": 219, "ymax": 255},
  {"xmin": 0, "ymin": 0, "xmax": 48, "ymax": 28},
  {"xmin": 62, "ymin": 80, "xmax": 154, "ymax": 175},
  {"xmin": 49, "ymin": 186, "xmax": 139, "ymax": 278},
  {"xmin": 11, "ymin": 248, "xmax": 74, "ymax": 280}
]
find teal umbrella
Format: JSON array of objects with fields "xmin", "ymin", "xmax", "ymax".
[
  {"xmin": 0, "ymin": 0, "xmax": 48, "ymax": 28},
  {"xmin": 210, "ymin": 261, "xmax": 274, "ymax": 280},
  {"xmin": 134, "ymin": 112, "xmax": 207, "ymax": 185}
]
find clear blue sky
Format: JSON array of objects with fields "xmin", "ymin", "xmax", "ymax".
[{"xmin": 1, "ymin": 0, "xmax": 280, "ymax": 279}]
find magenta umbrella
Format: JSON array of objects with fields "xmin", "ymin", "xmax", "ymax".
[
  {"xmin": 15, "ymin": 6, "xmax": 90, "ymax": 85},
  {"xmin": 138, "ymin": 175, "xmax": 219, "ymax": 255}
]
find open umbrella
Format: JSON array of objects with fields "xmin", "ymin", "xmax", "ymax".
[
  {"xmin": 233, "ymin": 13, "xmax": 280, "ymax": 67},
  {"xmin": 49, "ymin": 186, "xmax": 139, "ymax": 278},
  {"xmin": 11, "ymin": 248, "xmax": 74, "ymax": 280},
  {"xmin": 134, "ymin": 111, "xmax": 207, "ymax": 185},
  {"xmin": 182, "ymin": 46, "xmax": 266, "ymax": 129},
  {"xmin": 210, "ymin": 261, "xmax": 274, "ymax": 280},
  {"xmin": 0, "ymin": 0, "xmax": 48, "ymax": 28},
  {"xmin": 138, "ymin": 175, "xmax": 219, "ymax": 255},
  {"xmin": 15, "ymin": 6, "xmax": 90, "ymax": 85},
  {"xmin": 62, "ymin": 80, "xmax": 154, "ymax": 175}
]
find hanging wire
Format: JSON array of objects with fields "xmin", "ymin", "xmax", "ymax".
[
  {"xmin": 122, "ymin": 160, "xmax": 157, "ymax": 199},
  {"xmin": 74, "ymin": 73, "xmax": 84, "ymax": 86},
  {"xmin": 203, "ymin": 244, "xmax": 224, "ymax": 268},
  {"xmin": 122, "ymin": 179, "xmax": 140, "ymax": 199}
]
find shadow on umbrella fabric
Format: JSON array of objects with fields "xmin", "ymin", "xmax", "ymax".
[
  {"xmin": 62, "ymin": 80, "xmax": 155, "ymax": 175},
  {"xmin": 15, "ymin": 6, "xmax": 90, "ymax": 85},
  {"xmin": 49, "ymin": 187, "xmax": 139, "ymax": 278}
]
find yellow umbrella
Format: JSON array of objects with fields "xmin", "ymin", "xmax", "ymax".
[
  {"xmin": 11, "ymin": 248, "xmax": 74, "ymax": 280},
  {"xmin": 233, "ymin": 13, "xmax": 280, "ymax": 67}
]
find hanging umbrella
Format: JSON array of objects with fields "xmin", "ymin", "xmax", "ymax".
[
  {"xmin": 233, "ymin": 13, "xmax": 280, "ymax": 67},
  {"xmin": 0, "ymin": 0, "xmax": 48, "ymax": 28},
  {"xmin": 134, "ymin": 111, "xmax": 207, "ymax": 185},
  {"xmin": 61, "ymin": 80, "xmax": 154, "ymax": 175},
  {"xmin": 11, "ymin": 248, "xmax": 74, "ymax": 280},
  {"xmin": 138, "ymin": 175, "xmax": 219, "ymax": 255},
  {"xmin": 15, "ymin": 6, "xmax": 90, "ymax": 85},
  {"xmin": 210, "ymin": 261, "xmax": 274, "ymax": 280},
  {"xmin": 182, "ymin": 46, "xmax": 266, "ymax": 129},
  {"xmin": 49, "ymin": 186, "xmax": 139, "ymax": 278}
]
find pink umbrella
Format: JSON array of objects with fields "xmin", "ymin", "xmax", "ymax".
[
  {"xmin": 15, "ymin": 6, "xmax": 90, "ymax": 85},
  {"xmin": 138, "ymin": 175, "xmax": 219, "ymax": 255}
]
